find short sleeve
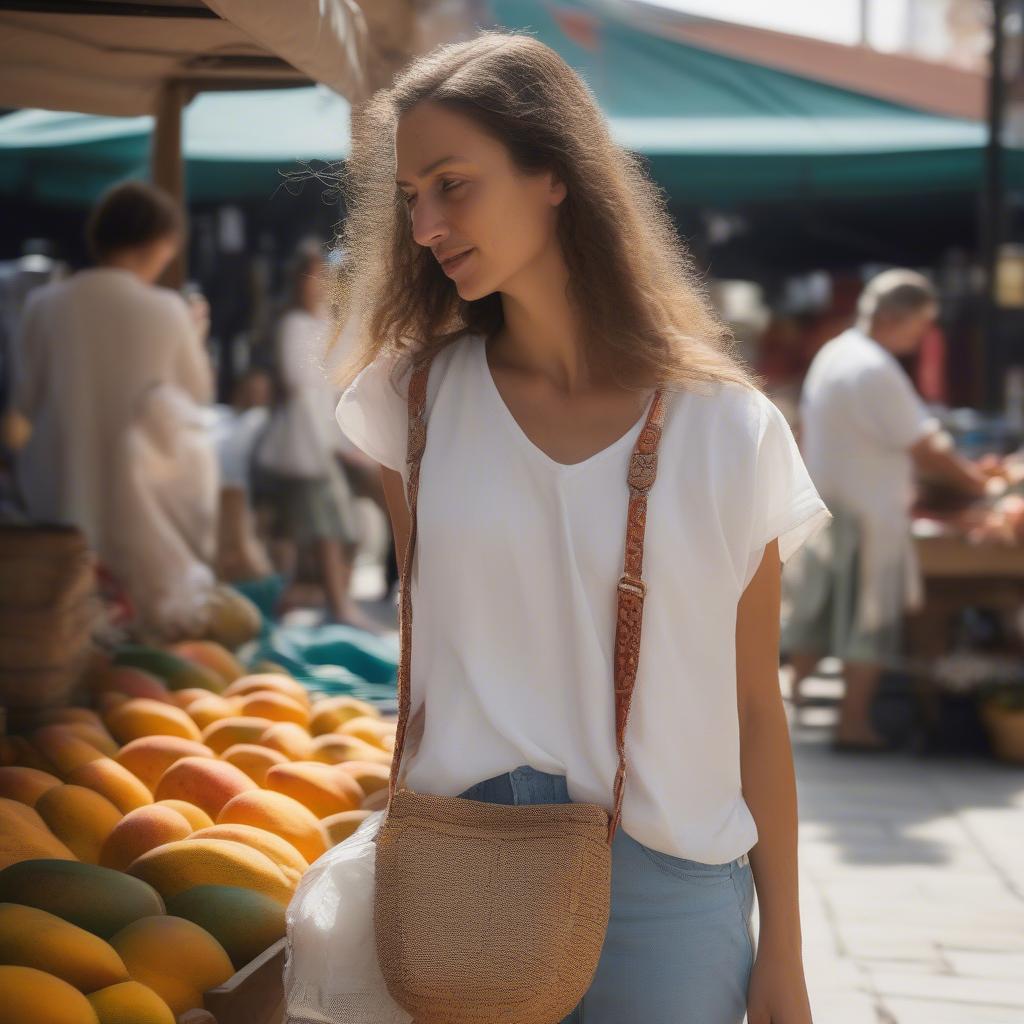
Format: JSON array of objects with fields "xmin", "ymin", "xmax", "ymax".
[
  {"xmin": 859, "ymin": 360, "xmax": 940, "ymax": 451},
  {"xmin": 334, "ymin": 351, "xmax": 413, "ymax": 472},
  {"xmin": 744, "ymin": 394, "xmax": 832, "ymax": 589}
]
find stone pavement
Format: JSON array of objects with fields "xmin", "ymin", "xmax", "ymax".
[{"xmin": 780, "ymin": 665, "xmax": 1024, "ymax": 1024}]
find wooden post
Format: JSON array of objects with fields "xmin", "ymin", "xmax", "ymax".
[{"xmin": 151, "ymin": 80, "xmax": 187, "ymax": 289}]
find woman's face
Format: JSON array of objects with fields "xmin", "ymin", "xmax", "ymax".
[{"xmin": 395, "ymin": 101, "xmax": 566, "ymax": 301}]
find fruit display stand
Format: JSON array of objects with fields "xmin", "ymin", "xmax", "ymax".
[
  {"xmin": 199, "ymin": 937, "xmax": 286, "ymax": 1024},
  {"xmin": 0, "ymin": 635, "xmax": 397, "ymax": 1024}
]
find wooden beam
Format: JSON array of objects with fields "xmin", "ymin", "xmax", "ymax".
[{"xmin": 151, "ymin": 80, "xmax": 186, "ymax": 288}]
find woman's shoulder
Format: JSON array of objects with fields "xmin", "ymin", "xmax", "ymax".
[{"xmin": 672, "ymin": 378, "xmax": 770, "ymax": 443}]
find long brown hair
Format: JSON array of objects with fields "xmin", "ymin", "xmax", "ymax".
[{"xmin": 329, "ymin": 29, "xmax": 759, "ymax": 398}]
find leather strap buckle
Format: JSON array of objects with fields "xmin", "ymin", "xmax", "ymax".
[{"xmin": 617, "ymin": 574, "xmax": 647, "ymax": 598}]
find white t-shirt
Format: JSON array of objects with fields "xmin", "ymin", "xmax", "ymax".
[
  {"xmin": 335, "ymin": 332, "xmax": 831, "ymax": 863},
  {"xmin": 799, "ymin": 326, "xmax": 940, "ymax": 631}
]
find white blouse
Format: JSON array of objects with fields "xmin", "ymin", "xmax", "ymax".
[{"xmin": 336, "ymin": 333, "xmax": 830, "ymax": 863}]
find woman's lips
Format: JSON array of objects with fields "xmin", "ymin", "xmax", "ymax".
[{"xmin": 441, "ymin": 249, "xmax": 474, "ymax": 276}]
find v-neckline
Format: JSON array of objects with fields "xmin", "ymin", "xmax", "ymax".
[{"xmin": 475, "ymin": 335, "xmax": 656, "ymax": 474}]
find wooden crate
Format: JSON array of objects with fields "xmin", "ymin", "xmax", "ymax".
[{"xmin": 179, "ymin": 938, "xmax": 286, "ymax": 1024}]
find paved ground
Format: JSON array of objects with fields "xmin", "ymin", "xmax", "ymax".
[
  {"xmin": 350, "ymin": 499, "xmax": 1024, "ymax": 1022},
  {"xmin": 781, "ymin": 666, "xmax": 1024, "ymax": 1024}
]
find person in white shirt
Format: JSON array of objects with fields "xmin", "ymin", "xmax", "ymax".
[
  {"xmin": 253, "ymin": 240, "xmax": 378, "ymax": 632},
  {"xmin": 319, "ymin": 31, "xmax": 832, "ymax": 1024},
  {"xmin": 10, "ymin": 180, "xmax": 213, "ymax": 562},
  {"xmin": 784, "ymin": 269, "xmax": 990, "ymax": 749}
]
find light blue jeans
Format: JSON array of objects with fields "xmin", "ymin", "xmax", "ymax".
[{"xmin": 457, "ymin": 765, "xmax": 755, "ymax": 1024}]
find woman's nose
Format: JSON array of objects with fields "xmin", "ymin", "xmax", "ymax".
[{"xmin": 410, "ymin": 200, "xmax": 449, "ymax": 249}]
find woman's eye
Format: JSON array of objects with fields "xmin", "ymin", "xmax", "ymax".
[{"xmin": 441, "ymin": 180, "xmax": 464, "ymax": 194}]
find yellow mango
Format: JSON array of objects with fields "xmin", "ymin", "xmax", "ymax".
[
  {"xmin": 0, "ymin": 965, "xmax": 99, "ymax": 1024},
  {"xmin": 103, "ymin": 699, "xmax": 202, "ymax": 745},
  {"xmin": 66, "ymin": 759, "xmax": 152, "ymax": 814},
  {"xmin": 35, "ymin": 786, "xmax": 123, "ymax": 865}
]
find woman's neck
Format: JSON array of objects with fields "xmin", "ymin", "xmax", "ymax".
[{"xmin": 495, "ymin": 244, "xmax": 593, "ymax": 395}]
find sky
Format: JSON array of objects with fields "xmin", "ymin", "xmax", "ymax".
[{"xmin": 645, "ymin": 0, "xmax": 910, "ymax": 49}]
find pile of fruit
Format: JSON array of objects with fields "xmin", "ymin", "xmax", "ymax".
[{"xmin": 0, "ymin": 640, "xmax": 395, "ymax": 1023}]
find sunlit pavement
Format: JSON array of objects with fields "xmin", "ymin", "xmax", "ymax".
[{"xmin": 782, "ymin": 666, "xmax": 1024, "ymax": 1024}]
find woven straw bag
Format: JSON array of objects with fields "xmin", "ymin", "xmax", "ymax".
[{"xmin": 373, "ymin": 347, "xmax": 667, "ymax": 1023}]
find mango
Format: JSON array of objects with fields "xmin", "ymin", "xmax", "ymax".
[
  {"xmin": 35, "ymin": 786, "xmax": 123, "ymax": 864},
  {"xmin": 108, "ymin": 916, "xmax": 233, "ymax": 1017},
  {"xmin": 0, "ymin": 860, "xmax": 165, "ymax": 938},
  {"xmin": 103, "ymin": 699, "xmax": 202, "ymax": 745},
  {"xmin": 152, "ymin": 800, "xmax": 213, "ymax": 831},
  {"xmin": 258, "ymin": 722, "xmax": 314, "ymax": 760},
  {"xmin": 199, "ymin": 716, "xmax": 274, "ymax": 755},
  {"xmin": 225, "ymin": 673, "xmax": 310, "ymax": 708},
  {"xmin": 217, "ymin": 790, "xmax": 328, "ymax": 864},
  {"xmin": 337, "ymin": 760, "xmax": 391, "ymax": 796},
  {"xmin": 126, "ymin": 839, "xmax": 293, "ymax": 905},
  {"xmin": 88, "ymin": 980, "xmax": 175, "ymax": 1024},
  {"xmin": 170, "ymin": 641, "xmax": 246, "ymax": 684},
  {"xmin": 114, "ymin": 736, "xmax": 215, "ymax": 793},
  {"xmin": 186, "ymin": 825, "xmax": 307, "ymax": 885},
  {"xmin": 164, "ymin": 885, "xmax": 285, "ymax": 969},
  {"xmin": 153, "ymin": 757, "xmax": 257, "ymax": 821},
  {"xmin": 56, "ymin": 724, "xmax": 120, "ymax": 759},
  {"xmin": 0, "ymin": 903, "xmax": 129, "ymax": 992},
  {"xmin": 31, "ymin": 726, "xmax": 106, "ymax": 777},
  {"xmin": 112, "ymin": 647, "xmax": 225, "ymax": 694},
  {"xmin": 0, "ymin": 965, "xmax": 99, "ymax": 1024},
  {"xmin": 321, "ymin": 809, "xmax": 373, "ymax": 846},
  {"xmin": 66, "ymin": 759, "xmax": 152, "ymax": 814},
  {"xmin": 99, "ymin": 805, "xmax": 194, "ymax": 872},
  {"xmin": 168, "ymin": 687, "xmax": 219, "ymax": 710},
  {"xmin": 238, "ymin": 690, "xmax": 310, "ymax": 726},
  {"xmin": 184, "ymin": 695, "xmax": 240, "ymax": 730},
  {"xmin": 0, "ymin": 799, "xmax": 76, "ymax": 868},
  {"xmin": 264, "ymin": 761, "xmax": 364, "ymax": 818},
  {"xmin": 310, "ymin": 733, "xmax": 390, "ymax": 766},
  {"xmin": 89, "ymin": 667, "xmax": 173, "ymax": 705},
  {"xmin": 219, "ymin": 743, "xmax": 288, "ymax": 786},
  {"xmin": 337, "ymin": 714, "xmax": 394, "ymax": 746},
  {"xmin": 0, "ymin": 735, "xmax": 56, "ymax": 773},
  {"xmin": 308, "ymin": 695, "xmax": 379, "ymax": 735},
  {"xmin": 0, "ymin": 766, "xmax": 62, "ymax": 806},
  {"xmin": 35, "ymin": 708, "xmax": 107, "ymax": 730}
]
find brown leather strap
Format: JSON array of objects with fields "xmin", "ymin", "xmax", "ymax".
[{"xmin": 386, "ymin": 345, "xmax": 666, "ymax": 845}]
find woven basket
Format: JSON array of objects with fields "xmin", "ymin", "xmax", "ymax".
[
  {"xmin": 374, "ymin": 790, "xmax": 612, "ymax": 1024},
  {"xmin": 981, "ymin": 702, "xmax": 1024, "ymax": 764},
  {"xmin": 0, "ymin": 525, "xmax": 97, "ymax": 714}
]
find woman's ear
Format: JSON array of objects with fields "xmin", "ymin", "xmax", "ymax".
[{"xmin": 548, "ymin": 171, "xmax": 567, "ymax": 207}]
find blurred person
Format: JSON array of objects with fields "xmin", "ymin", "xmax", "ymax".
[
  {"xmin": 254, "ymin": 239, "xmax": 379, "ymax": 632},
  {"xmin": 9, "ymin": 180, "xmax": 213, "ymax": 556},
  {"xmin": 324, "ymin": 30, "xmax": 833, "ymax": 1023},
  {"xmin": 783, "ymin": 269, "xmax": 991, "ymax": 750}
]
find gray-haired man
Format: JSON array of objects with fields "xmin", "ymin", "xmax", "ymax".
[{"xmin": 783, "ymin": 269, "xmax": 993, "ymax": 750}]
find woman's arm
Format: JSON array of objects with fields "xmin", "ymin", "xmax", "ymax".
[{"xmin": 736, "ymin": 539, "xmax": 813, "ymax": 1023}]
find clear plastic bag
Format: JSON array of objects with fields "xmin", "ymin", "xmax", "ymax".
[{"xmin": 284, "ymin": 810, "xmax": 412, "ymax": 1024}]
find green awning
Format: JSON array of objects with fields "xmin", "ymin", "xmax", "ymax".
[
  {"xmin": 0, "ymin": 86, "xmax": 349, "ymax": 205},
  {"xmin": 0, "ymin": 0, "xmax": 1015, "ymax": 207}
]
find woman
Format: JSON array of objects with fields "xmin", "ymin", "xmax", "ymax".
[
  {"xmin": 255, "ymin": 239, "xmax": 379, "ymax": 632},
  {"xmin": 333, "ymin": 31, "xmax": 828, "ymax": 1023},
  {"xmin": 11, "ymin": 180, "xmax": 211, "ymax": 539}
]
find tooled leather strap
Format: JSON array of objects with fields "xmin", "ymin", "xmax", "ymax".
[{"xmin": 386, "ymin": 345, "xmax": 666, "ymax": 847}]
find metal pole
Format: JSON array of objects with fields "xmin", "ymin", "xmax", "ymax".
[
  {"xmin": 980, "ymin": 0, "xmax": 1006, "ymax": 410},
  {"xmin": 858, "ymin": 0, "xmax": 870, "ymax": 46}
]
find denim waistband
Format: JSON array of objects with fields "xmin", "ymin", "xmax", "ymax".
[{"xmin": 458, "ymin": 765, "xmax": 750, "ymax": 870}]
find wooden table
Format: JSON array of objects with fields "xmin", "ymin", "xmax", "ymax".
[{"xmin": 908, "ymin": 532, "xmax": 1024, "ymax": 661}]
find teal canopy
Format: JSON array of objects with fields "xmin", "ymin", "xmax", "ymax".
[
  {"xmin": 0, "ymin": 86, "xmax": 349, "ymax": 205},
  {"xmin": 0, "ymin": 0, "xmax": 1014, "ymax": 206}
]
